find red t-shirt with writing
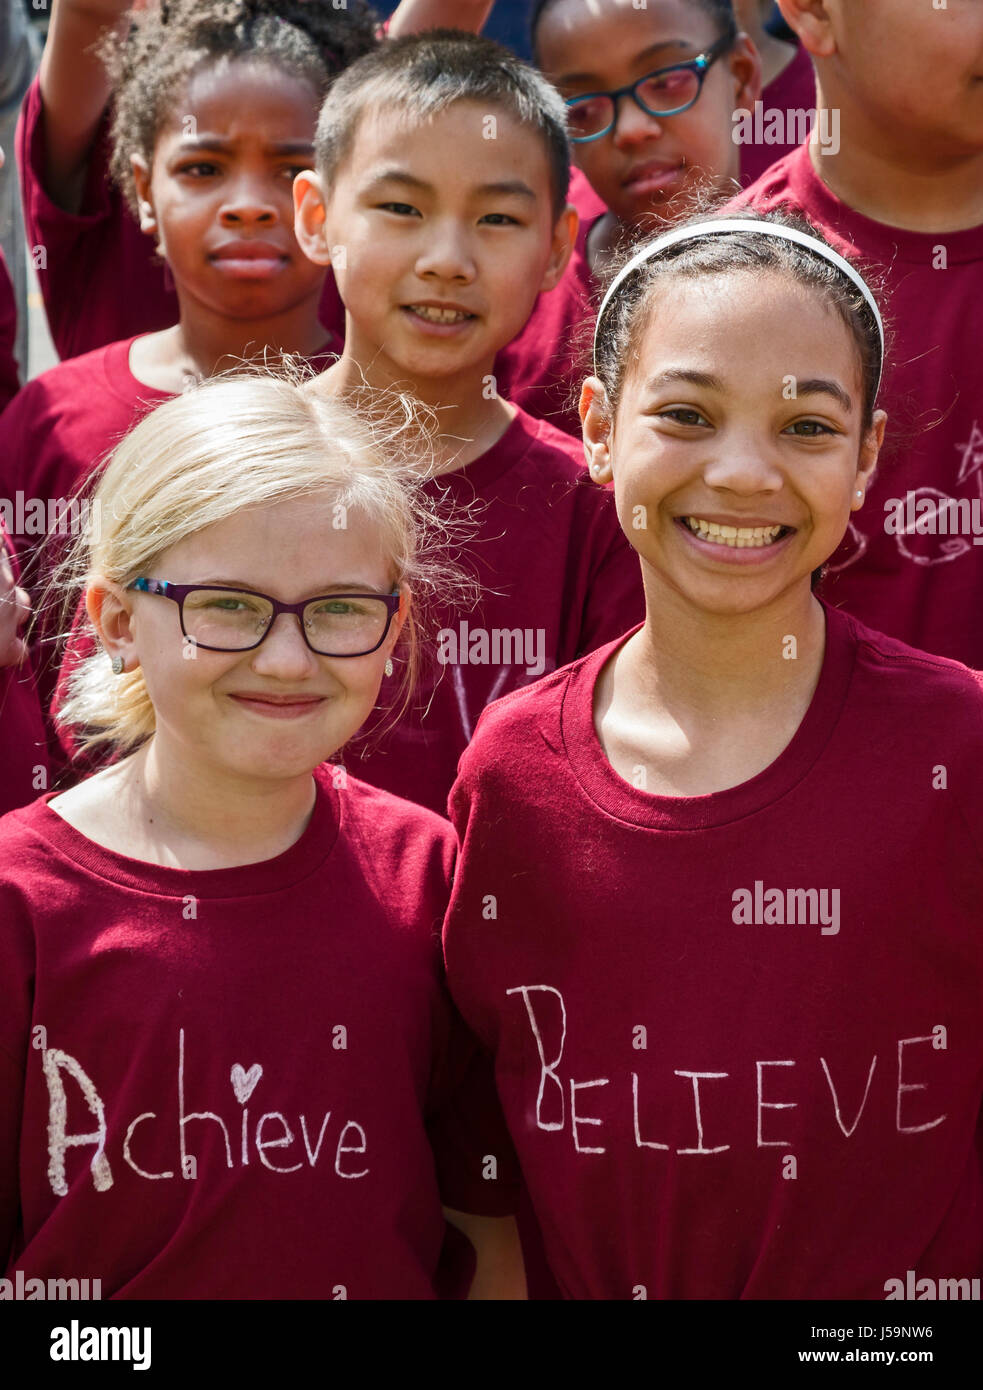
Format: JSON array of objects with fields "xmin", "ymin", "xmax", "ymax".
[
  {"xmin": 738, "ymin": 44, "xmax": 817, "ymax": 186},
  {"xmin": 0, "ymin": 522, "xmax": 48, "ymax": 817},
  {"xmin": 342, "ymin": 407, "xmax": 644, "ymax": 815},
  {"xmin": 15, "ymin": 76, "xmax": 348, "ymax": 363},
  {"xmin": 443, "ymin": 605, "xmax": 983, "ymax": 1298},
  {"xmin": 733, "ymin": 143, "xmax": 983, "ymax": 667},
  {"xmin": 0, "ymin": 767, "xmax": 519, "ymax": 1298},
  {"xmin": 0, "ymin": 249, "xmax": 19, "ymax": 414}
]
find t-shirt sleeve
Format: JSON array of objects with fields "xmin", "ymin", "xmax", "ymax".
[
  {"xmin": 425, "ymin": 994, "xmax": 522, "ymax": 1217},
  {"xmin": 0, "ymin": 248, "xmax": 19, "ymax": 413},
  {"xmin": 576, "ymin": 493, "xmax": 644, "ymax": 655}
]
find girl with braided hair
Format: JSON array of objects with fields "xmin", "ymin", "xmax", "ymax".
[{"xmin": 14, "ymin": 0, "xmax": 483, "ymax": 362}]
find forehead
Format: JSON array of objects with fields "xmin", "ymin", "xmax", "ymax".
[
  {"xmin": 162, "ymin": 496, "xmax": 394, "ymax": 593},
  {"xmin": 160, "ymin": 57, "xmax": 320, "ymax": 138},
  {"xmin": 622, "ymin": 268, "xmax": 863, "ymax": 393},
  {"xmin": 342, "ymin": 98, "xmax": 554, "ymax": 195},
  {"xmin": 538, "ymin": 0, "xmax": 716, "ymax": 74}
]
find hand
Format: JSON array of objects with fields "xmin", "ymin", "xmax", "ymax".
[{"xmin": 0, "ymin": 546, "xmax": 31, "ymax": 668}]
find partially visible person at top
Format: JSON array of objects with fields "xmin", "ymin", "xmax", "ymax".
[
  {"xmin": 1, "ymin": 373, "xmax": 526, "ymax": 1299},
  {"xmin": 292, "ymin": 30, "xmax": 644, "ymax": 817},
  {"xmin": 2, "ymin": 0, "xmax": 351, "ymax": 775},
  {"xmin": 733, "ymin": 0, "xmax": 983, "ymax": 668},
  {"xmin": 15, "ymin": 0, "xmax": 486, "ymax": 363},
  {"xmin": 494, "ymin": 0, "xmax": 760, "ymax": 431},
  {"xmin": 732, "ymin": 0, "xmax": 817, "ymax": 184}
]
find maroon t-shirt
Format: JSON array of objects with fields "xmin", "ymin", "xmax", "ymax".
[
  {"xmin": 734, "ymin": 143, "xmax": 983, "ymax": 667},
  {"xmin": 16, "ymin": 76, "xmax": 348, "ymax": 362},
  {"xmin": 738, "ymin": 44, "xmax": 817, "ymax": 186},
  {"xmin": 343, "ymin": 407, "xmax": 644, "ymax": 815},
  {"xmin": 0, "ymin": 522, "xmax": 48, "ymax": 817},
  {"xmin": 0, "ymin": 249, "xmax": 19, "ymax": 414},
  {"xmin": 0, "ymin": 766, "xmax": 519, "ymax": 1298},
  {"xmin": 444, "ymin": 605, "xmax": 983, "ymax": 1299}
]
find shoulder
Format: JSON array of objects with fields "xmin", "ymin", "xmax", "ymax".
[
  {"xmin": 0, "ymin": 798, "xmax": 61, "ymax": 896},
  {"xmin": 320, "ymin": 766, "xmax": 456, "ymax": 868},
  {"xmin": 509, "ymin": 407, "xmax": 586, "ymax": 473},
  {"xmin": 0, "ymin": 341, "xmax": 121, "ymax": 417},
  {"xmin": 841, "ymin": 609, "xmax": 983, "ymax": 724},
  {"xmin": 457, "ymin": 657, "xmax": 582, "ymax": 785}
]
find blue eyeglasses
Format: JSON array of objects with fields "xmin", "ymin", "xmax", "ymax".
[{"xmin": 564, "ymin": 34, "xmax": 733, "ymax": 143}]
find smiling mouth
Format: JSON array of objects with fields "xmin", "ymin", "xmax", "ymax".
[
  {"xmin": 404, "ymin": 304, "xmax": 476, "ymax": 324},
  {"xmin": 681, "ymin": 516, "xmax": 794, "ymax": 548}
]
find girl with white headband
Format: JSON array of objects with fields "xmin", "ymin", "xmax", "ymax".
[{"xmin": 443, "ymin": 212, "xmax": 983, "ymax": 1299}]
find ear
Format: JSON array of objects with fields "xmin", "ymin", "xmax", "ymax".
[
  {"xmin": 86, "ymin": 581, "xmax": 139, "ymax": 674},
  {"xmin": 852, "ymin": 408, "xmax": 887, "ymax": 508},
  {"xmin": 293, "ymin": 170, "xmax": 334, "ymax": 268},
  {"xmin": 580, "ymin": 376, "xmax": 614, "ymax": 486},
  {"xmin": 728, "ymin": 34, "xmax": 763, "ymax": 110},
  {"xmin": 387, "ymin": 584, "xmax": 412, "ymax": 650},
  {"xmin": 539, "ymin": 204, "xmax": 579, "ymax": 294},
  {"xmin": 776, "ymin": 0, "xmax": 837, "ymax": 59},
  {"xmin": 130, "ymin": 154, "xmax": 158, "ymax": 237}
]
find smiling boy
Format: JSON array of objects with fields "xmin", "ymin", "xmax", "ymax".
[{"xmin": 294, "ymin": 31, "xmax": 644, "ymax": 816}]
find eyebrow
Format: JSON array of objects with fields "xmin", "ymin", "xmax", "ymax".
[
  {"xmin": 191, "ymin": 579, "xmax": 384, "ymax": 593},
  {"xmin": 557, "ymin": 40, "xmax": 694, "ymax": 88},
  {"xmin": 175, "ymin": 137, "xmax": 315, "ymax": 156},
  {"xmin": 364, "ymin": 168, "xmax": 537, "ymax": 201},
  {"xmin": 793, "ymin": 378, "xmax": 854, "ymax": 412},
  {"xmin": 644, "ymin": 369, "xmax": 725, "ymax": 393}
]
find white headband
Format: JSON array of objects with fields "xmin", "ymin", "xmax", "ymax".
[{"xmin": 593, "ymin": 218, "xmax": 885, "ymax": 395}]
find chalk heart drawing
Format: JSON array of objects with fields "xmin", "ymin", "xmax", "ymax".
[{"xmin": 230, "ymin": 1063, "xmax": 263, "ymax": 1105}]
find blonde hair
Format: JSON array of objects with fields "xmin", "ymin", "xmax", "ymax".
[{"xmin": 54, "ymin": 370, "xmax": 475, "ymax": 756}]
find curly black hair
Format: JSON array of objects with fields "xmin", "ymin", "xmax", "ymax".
[{"xmin": 100, "ymin": 0, "xmax": 380, "ymax": 215}]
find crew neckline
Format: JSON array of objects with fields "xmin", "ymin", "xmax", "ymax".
[
  {"xmin": 785, "ymin": 143, "xmax": 983, "ymax": 266},
  {"xmin": 19, "ymin": 769, "xmax": 341, "ymax": 898},
  {"xmin": 561, "ymin": 601, "xmax": 857, "ymax": 830},
  {"xmin": 429, "ymin": 405, "xmax": 546, "ymax": 495}
]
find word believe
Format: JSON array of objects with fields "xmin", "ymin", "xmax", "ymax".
[{"xmin": 508, "ymin": 985, "xmax": 948, "ymax": 1156}]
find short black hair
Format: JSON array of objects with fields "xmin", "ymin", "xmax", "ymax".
[
  {"xmin": 531, "ymin": 0, "xmax": 738, "ymax": 63},
  {"xmin": 315, "ymin": 30, "xmax": 571, "ymax": 217}
]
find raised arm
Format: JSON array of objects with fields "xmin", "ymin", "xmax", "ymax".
[
  {"xmin": 386, "ymin": 0, "xmax": 494, "ymax": 39},
  {"xmin": 37, "ymin": 0, "xmax": 149, "ymax": 213}
]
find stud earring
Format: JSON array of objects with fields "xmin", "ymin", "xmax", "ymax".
[
  {"xmin": 111, "ymin": 656, "xmax": 125, "ymax": 675},
  {"xmin": 384, "ymin": 658, "xmax": 393, "ymax": 678},
  {"xmin": 856, "ymin": 490, "xmax": 863, "ymax": 499}
]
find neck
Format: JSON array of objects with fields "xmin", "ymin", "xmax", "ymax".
[
  {"xmin": 809, "ymin": 78, "xmax": 983, "ymax": 231},
  {"xmin": 629, "ymin": 572, "xmax": 825, "ymax": 721},
  {"xmin": 115, "ymin": 736, "xmax": 318, "ymax": 869},
  {"xmin": 320, "ymin": 324, "xmax": 516, "ymax": 472},
  {"xmin": 167, "ymin": 286, "xmax": 330, "ymax": 380}
]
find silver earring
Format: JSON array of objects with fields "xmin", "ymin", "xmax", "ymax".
[
  {"xmin": 856, "ymin": 490, "xmax": 863, "ymax": 499},
  {"xmin": 384, "ymin": 658, "xmax": 393, "ymax": 678},
  {"xmin": 111, "ymin": 656, "xmax": 125, "ymax": 675}
]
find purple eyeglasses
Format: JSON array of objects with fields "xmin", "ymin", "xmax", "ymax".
[{"xmin": 127, "ymin": 577, "xmax": 401, "ymax": 657}]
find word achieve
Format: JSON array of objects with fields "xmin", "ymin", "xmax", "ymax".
[{"xmin": 41, "ymin": 1030, "xmax": 369, "ymax": 1195}]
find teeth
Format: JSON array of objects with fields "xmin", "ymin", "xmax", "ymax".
[
  {"xmin": 408, "ymin": 304, "xmax": 472, "ymax": 324},
  {"xmin": 683, "ymin": 517, "xmax": 785, "ymax": 548}
]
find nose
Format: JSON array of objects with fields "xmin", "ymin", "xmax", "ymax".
[
  {"xmin": 701, "ymin": 429, "xmax": 785, "ymax": 496},
  {"xmin": 249, "ymin": 612, "xmax": 320, "ymax": 678},
  {"xmin": 414, "ymin": 218, "xmax": 476, "ymax": 283},
  {"xmin": 218, "ymin": 174, "xmax": 279, "ymax": 228},
  {"xmin": 612, "ymin": 94, "xmax": 665, "ymax": 149}
]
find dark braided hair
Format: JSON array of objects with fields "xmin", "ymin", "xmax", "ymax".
[{"xmin": 101, "ymin": 0, "xmax": 380, "ymax": 216}]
